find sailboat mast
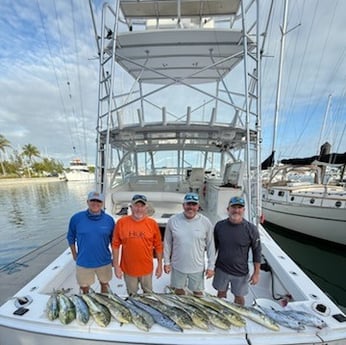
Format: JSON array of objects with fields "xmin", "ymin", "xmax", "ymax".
[
  {"xmin": 271, "ymin": 0, "xmax": 289, "ymax": 161},
  {"xmin": 316, "ymin": 94, "xmax": 332, "ymax": 155}
]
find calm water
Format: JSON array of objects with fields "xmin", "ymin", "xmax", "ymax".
[
  {"xmin": 0, "ymin": 180, "xmax": 345, "ymax": 309},
  {"xmin": 264, "ymin": 222, "xmax": 346, "ymax": 309},
  {"xmin": 0, "ymin": 180, "xmax": 91, "ymax": 266}
]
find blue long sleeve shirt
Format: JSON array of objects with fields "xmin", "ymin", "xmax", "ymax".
[{"xmin": 67, "ymin": 209, "xmax": 115, "ymax": 268}]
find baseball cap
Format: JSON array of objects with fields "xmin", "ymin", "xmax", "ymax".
[
  {"xmin": 229, "ymin": 196, "xmax": 245, "ymax": 207},
  {"xmin": 87, "ymin": 191, "xmax": 104, "ymax": 202},
  {"xmin": 131, "ymin": 194, "xmax": 147, "ymax": 205},
  {"xmin": 184, "ymin": 192, "xmax": 199, "ymax": 204}
]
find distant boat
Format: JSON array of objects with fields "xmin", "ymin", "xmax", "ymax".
[
  {"xmin": 262, "ymin": 151, "xmax": 346, "ymax": 246},
  {"xmin": 62, "ymin": 158, "xmax": 95, "ymax": 182}
]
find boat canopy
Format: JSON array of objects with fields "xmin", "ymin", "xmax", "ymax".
[
  {"xmin": 113, "ymin": 29, "xmax": 252, "ymax": 84},
  {"xmin": 280, "ymin": 152, "xmax": 346, "ymax": 166},
  {"xmin": 119, "ymin": 0, "xmax": 241, "ymax": 19}
]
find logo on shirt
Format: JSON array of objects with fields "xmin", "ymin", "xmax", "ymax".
[{"xmin": 129, "ymin": 231, "xmax": 145, "ymax": 238}]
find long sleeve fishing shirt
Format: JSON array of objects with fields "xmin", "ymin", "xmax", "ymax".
[
  {"xmin": 164, "ymin": 212, "xmax": 216, "ymax": 273},
  {"xmin": 67, "ymin": 209, "xmax": 115, "ymax": 268},
  {"xmin": 214, "ymin": 218, "xmax": 261, "ymax": 276}
]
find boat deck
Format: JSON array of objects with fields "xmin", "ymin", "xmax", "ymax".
[{"xmin": 1, "ymin": 240, "xmax": 345, "ymax": 345}]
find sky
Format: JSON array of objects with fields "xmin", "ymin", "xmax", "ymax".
[{"xmin": 0, "ymin": 0, "xmax": 345, "ymax": 167}]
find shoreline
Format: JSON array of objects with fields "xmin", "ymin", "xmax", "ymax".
[{"xmin": 0, "ymin": 177, "xmax": 64, "ymax": 186}]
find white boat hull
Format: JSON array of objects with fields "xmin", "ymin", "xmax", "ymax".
[
  {"xmin": 262, "ymin": 184, "xmax": 346, "ymax": 245},
  {"xmin": 262, "ymin": 201, "xmax": 346, "ymax": 245},
  {"xmin": 63, "ymin": 171, "xmax": 95, "ymax": 182}
]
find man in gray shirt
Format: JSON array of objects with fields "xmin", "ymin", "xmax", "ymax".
[
  {"xmin": 164, "ymin": 192, "xmax": 215, "ymax": 296},
  {"xmin": 212, "ymin": 196, "xmax": 261, "ymax": 305}
]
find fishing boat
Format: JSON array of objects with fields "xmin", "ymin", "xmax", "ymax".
[
  {"xmin": 262, "ymin": 152, "xmax": 346, "ymax": 246},
  {"xmin": 62, "ymin": 158, "xmax": 95, "ymax": 182},
  {"xmin": 0, "ymin": 1, "xmax": 345, "ymax": 345}
]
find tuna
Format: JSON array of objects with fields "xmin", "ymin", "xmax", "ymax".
[{"xmin": 128, "ymin": 296, "xmax": 183, "ymax": 332}]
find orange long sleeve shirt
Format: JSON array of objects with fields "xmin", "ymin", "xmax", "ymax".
[{"xmin": 112, "ymin": 215, "xmax": 163, "ymax": 277}]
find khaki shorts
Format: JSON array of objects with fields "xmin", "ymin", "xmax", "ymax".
[
  {"xmin": 124, "ymin": 273, "xmax": 152, "ymax": 295},
  {"xmin": 76, "ymin": 264, "xmax": 112, "ymax": 287}
]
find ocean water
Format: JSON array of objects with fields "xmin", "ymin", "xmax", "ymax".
[
  {"xmin": 0, "ymin": 180, "xmax": 344, "ymax": 309},
  {"xmin": 0, "ymin": 180, "xmax": 91, "ymax": 266}
]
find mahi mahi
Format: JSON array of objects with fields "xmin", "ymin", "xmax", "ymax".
[
  {"xmin": 136, "ymin": 294, "xmax": 194, "ymax": 329},
  {"xmin": 46, "ymin": 290, "xmax": 59, "ymax": 321},
  {"xmin": 81, "ymin": 294, "xmax": 111, "ymax": 327},
  {"xmin": 91, "ymin": 292, "xmax": 132, "ymax": 324},
  {"xmin": 181, "ymin": 295, "xmax": 246, "ymax": 328},
  {"xmin": 174, "ymin": 295, "xmax": 231, "ymax": 330},
  {"xmin": 160, "ymin": 294, "xmax": 210, "ymax": 330},
  {"xmin": 207, "ymin": 296, "xmax": 280, "ymax": 331},
  {"xmin": 109, "ymin": 291, "xmax": 155, "ymax": 331},
  {"xmin": 57, "ymin": 293, "xmax": 76, "ymax": 325}
]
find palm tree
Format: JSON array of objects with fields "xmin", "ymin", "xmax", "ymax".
[
  {"xmin": 0, "ymin": 134, "xmax": 11, "ymax": 176},
  {"xmin": 22, "ymin": 144, "xmax": 40, "ymax": 177}
]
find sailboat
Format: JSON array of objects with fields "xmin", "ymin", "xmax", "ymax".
[
  {"xmin": 260, "ymin": 2, "xmax": 346, "ymax": 245},
  {"xmin": 0, "ymin": 1, "xmax": 345, "ymax": 345},
  {"xmin": 262, "ymin": 145, "xmax": 346, "ymax": 246}
]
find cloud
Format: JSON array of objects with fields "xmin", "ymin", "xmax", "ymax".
[{"xmin": 0, "ymin": 0, "xmax": 345, "ymax": 168}]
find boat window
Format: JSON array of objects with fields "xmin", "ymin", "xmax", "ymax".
[
  {"xmin": 310, "ymin": 198, "xmax": 315, "ymax": 204},
  {"xmin": 269, "ymin": 190, "xmax": 274, "ymax": 195},
  {"xmin": 335, "ymin": 201, "xmax": 342, "ymax": 208},
  {"xmin": 278, "ymin": 191, "xmax": 285, "ymax": 197},
  {"xmin": 290, "ymin": 197, "xmax": 295, "ymax": 201}
]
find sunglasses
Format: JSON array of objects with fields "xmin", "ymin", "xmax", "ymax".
[{"xmin": 184, "ymin": 194, "xmax": 199, "ymax": 202}]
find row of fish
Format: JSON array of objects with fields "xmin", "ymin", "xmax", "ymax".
[{"xmin": 46, "ymin": 289, "xmax": 327, "ymax": 332}]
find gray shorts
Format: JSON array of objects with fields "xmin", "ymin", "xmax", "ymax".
[
  {"xmin": 212, "ymin": 267, "xmax": 249, "ymax": 296},
  {"xmin": 76, "ymin": 264, "xmax": 112, "ymax": 287},
  {"xmin": 170, "ymin": 268, "xmax": 204, "ymax": 292}
]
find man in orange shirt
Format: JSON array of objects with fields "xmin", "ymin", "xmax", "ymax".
[{"xmin": 112, "ymin": 194, "xmax": 163, "ymax": 295}]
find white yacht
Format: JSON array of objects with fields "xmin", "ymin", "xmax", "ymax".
[{"xmin": 63, "ymin": 158, "xmax": 95, "ymax": 182}]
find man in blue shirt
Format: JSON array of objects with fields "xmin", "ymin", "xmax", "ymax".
[{"xmin": 67, "ymin": 191, "xmax": 115, "ymax": 293}]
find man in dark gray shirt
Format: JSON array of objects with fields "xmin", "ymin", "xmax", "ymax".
[{"xmin": 212, "ymin": 196, "xmax": 261, "ymax": 305}]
